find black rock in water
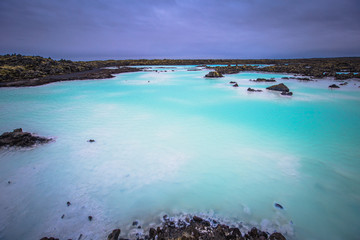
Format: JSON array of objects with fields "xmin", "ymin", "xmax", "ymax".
[
  {"xmin": 329, "ymin": 84, "xmax": 340, "ymax": 88},
  {"xmin": 87, "ymin": 139, "xmax": 95, "ymax": 143},
  {"xmin": 108, "ymin": 229, "xmax": 121, "ymax": 240},
  {"xmin": 88, "ymin": 216, "xmax": 93, "ymax": 221},
  {"xmin": 247, "ymin": 87, "xmax": 263, "ymax": 92},
  {"xmin": 274, "ymin": 203, "xmax": 284, "ymax": 209},
  {"xmin": 205, "ymin": 71, "xmax": 224, "ymax": 78},
  {"xmin": 251, "ymin": 78, "xmax": 276, "ymax": 82},
  {"xmin": 0, "ymin": 129, "xmax": 52, "ymax": 148},
  {"xmin": 266, "ymin": 83, "xmax": 290, "ymax": 92},
  {"xmin": 233, "ymin": 83, "xmax": 239, "ymax": 87},
  {"xmin": 67, "ymin": 201, "xmax": 71, "ymax": 206}
]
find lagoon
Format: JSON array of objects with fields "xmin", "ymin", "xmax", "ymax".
[{"xmin": 0, "ymin": 66, "xmax": 360, "ymax": 240}]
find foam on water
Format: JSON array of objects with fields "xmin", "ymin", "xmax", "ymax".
[{"xmin": 0, "ymin": 66, "xmax": 360, "ymax": 240}]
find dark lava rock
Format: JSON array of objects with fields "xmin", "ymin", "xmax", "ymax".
[
  {"xmin": 233, "ymin": 83, "xmax": 239, "ymax": 87},
  {"xmin": 0, "ymin": 129, "xmax": 52, "ymax": 148},
  {"xmin": 193, "ymin": 215, "xmax": 203, "ymax": 222},
  {"xmin": 132, "ymin": 221, "xmax": 138, "ymax": 226},
  {"xmin": 281, "ymin": 77, "xmax": 289, "ymax": 80},
  {"xmin": 134, "ymin": 215, "xmax": 286, "ymax": 240},
  {"xmin": 205, "ymin": 71, "xmax": 224, "ymax": 78},
  {"xmin": 270, "ymin": 232, "xmax": 287, "ymax": 240},
  {"xmin": 230, "ymin": 81, "xmax": 237, "ymax": 84},
  {"xmin": 339, "ymin": 82, "xmax": 348, "ymax": 86},
  {"xmin": 88, "ymin": 216, "xmax": 93, "ymax": 221},
  {"xmin": 295, "ymin": 77, "xmax": 312, "ymax": 81},
  {"xmin": 329, "ymin": 84, "xmax": 340, "ymax": 88},
  {"xmin": 251, "ymin": 78, "xmax": 276, "ymax": 82},
  {"xmin": 247, "ymin": 87, "xmax": 263, "ymax": 92},
  {"xmin": 266, "ymin": 83, "xmax": 290, "ymax": 92},
  {"xmin": 67, "ymin": 201, "xmax": 71, "ymax": 206},
  {"xmin": 149, "ymin": 228, "xmax": 156, "ymax": 239},
  {"xmin": 274, "ymin": 203, "xmax": 284, "ymax": 209},
  {"xmin": 281, "ymin": 91, "xmax": 293, "ymax": 96},
  {"xmin": 8, "ymin": 181, "xmax": 11, "ymax": 184},
  {"xmin": 61, "ymin": 214, "xmax": 65, "ymax": 219},
  {"xmin": 108, "ymin": 229, "xmax": 121, "ymax": 240},
  {"xmin": 87, "ymin": 139, "xmax": 95, "ymax": 143}
]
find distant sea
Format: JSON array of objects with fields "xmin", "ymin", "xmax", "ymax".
[{"xmin": 0, "ymin": 66, "xmax": 359, "ymax": 239}]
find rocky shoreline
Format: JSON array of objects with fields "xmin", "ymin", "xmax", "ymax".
[
  {"xmin": 0, "ymin": 67, "xmax": 141, "ymax": 87},
  {"xmin": 41, "ymin": 215, "xmax": 287, "ymax": 240}
]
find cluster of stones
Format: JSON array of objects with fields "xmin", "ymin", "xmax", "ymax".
[{"xmin": 104, "ymin": 215, "xmax": 287, "ymax": 240}]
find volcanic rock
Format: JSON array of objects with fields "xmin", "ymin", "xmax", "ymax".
[
  {"xmin": 205, "ymin": 71, "xmax": 224, "ymax": 78},
  {"xmin": 266, "ymin": 83, "xmax": 290, "ymax": 92},
  {"xmin": 0, "ymin": 129, "xmax": 52, "ymax": 148}
]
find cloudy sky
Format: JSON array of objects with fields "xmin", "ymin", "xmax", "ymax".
[{"xmin": 1, "ymin": 0, "xmax": 359, "ymax": 60}]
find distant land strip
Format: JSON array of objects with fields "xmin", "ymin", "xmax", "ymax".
[{"xmin": 1, "ymin": 54, "xmax": 359, "ymax": 87}]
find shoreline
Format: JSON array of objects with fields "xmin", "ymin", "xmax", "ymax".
[
  {"xmin": 0, "ymin": 67, "xmax": 142, "ymax": 88},
  {"xmin": 1, "ymin": 55, "xmax": 359, "ymax": 88}
]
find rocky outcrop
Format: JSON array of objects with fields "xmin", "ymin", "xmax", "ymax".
[
  {"xmin": 205, "ymin": 71, "xmax": 224, "ymax": 78},
  {"xmin": 329, "ymin": 84, "xmax": 340, "ymax": 88},
  {"xmin": 233, "ymin": 83, "xmax": 239, "ymax": 87},
  {"xmin": 116, "ymin": 215, "xmax": 288, "ymax": 240},
  {"xmin": 0, "ymin": 128, "xmax": 52, "ymax": 148},
  {"xmin": 247, "ymin": 87, "xmax": 263, "ymax": 92},
  {"xmin": 266, "ymin": 83, "xmax": 290, "ymax": 92}
]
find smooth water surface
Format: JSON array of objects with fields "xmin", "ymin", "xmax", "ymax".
[{"xmin": 0, "ymin": 66, "xmax": 360, "ymax": 240}]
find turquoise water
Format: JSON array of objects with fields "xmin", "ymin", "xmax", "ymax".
[{"xmin": 0, "ymin": 66, "xmax": 360, "ymax": 240}]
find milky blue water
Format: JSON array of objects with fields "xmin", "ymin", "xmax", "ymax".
[{"xmin": 0, "ymin": 66, "xmax": 360, "ymax": 240}]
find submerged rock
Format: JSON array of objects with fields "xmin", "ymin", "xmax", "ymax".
[
  {"xmin": 247, "ymin": 87, "xmax": 263, "ymax": 92},
  {"xmin": 329, "ymin": 84, "xmax": 340, "ymax": 88},
  {"xmin": 266, "ymin": 83, "xmax": 290, "ymax": 92},
  {"xmin": 274, "ymin": 203, "xmax": 284, "ymax": 209},
  {"xmin": 0, "ymin": 128, "xmax": 52, "ymax": 148},
  {"xmin": 205, "ymin": 71, "xmax": 224, "ymax": 78}
]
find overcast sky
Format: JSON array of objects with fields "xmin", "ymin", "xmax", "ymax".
[{"xmin": 1, "ymin": 0, "xmax": 359, "ymax": 60}]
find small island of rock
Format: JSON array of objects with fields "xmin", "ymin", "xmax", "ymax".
[
  {"xmin": 205, "ymin": 71, "xmax": 224, "ymax": 78},
  {"xmin": 0, "ymin": 128, "xmax": 52, "ymax": 148},
  {"xmin": 266, "ymin": 83, "xmax": 290, "ymax": 92}
]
